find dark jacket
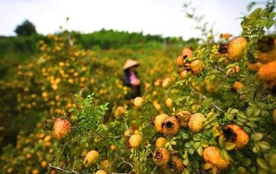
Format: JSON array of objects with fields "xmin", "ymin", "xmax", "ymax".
[{"xmin": 122, "ymin": 71, "xmax": 141, "ymax": 99}]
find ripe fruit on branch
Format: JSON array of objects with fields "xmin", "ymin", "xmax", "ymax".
[
  {"xmin": 153, "ymin": 148, "xmax": 170, "ymax": 165},
  {"xmin": 165, "ymin": 98, "xmax": 173, "ymax": 108},
  {"xmin": 52, "ymin": 118, "xmax": 71, "ymax": 139},
  {"xmin": 188, "ymin": 113, "xmax": 206, "ymax": 132},
  {"xmin": 155, "ymin": 114, "xmax": 169, "ymax": 131},
  {"xmin": 223, "ymin": 124, "xmax": 249, "ymax": 149},
  {"xmin": 101, "ymin": 160, "xmax": 112, "ymax": 172},
  {"xmin": 95, "ymin": 170, "xmax": 107, "ymax": 174},
  {"xmin": 203, "ymin": 146, "xmax": 230, "ymax": 169},
  {"xmin": 258, "ymin": 60, "xmax": 276, "ymax": 85},
  {"xmin": 180, "ymin": 70, "xmax": 188, "ymax": 79},
  {"xmin": 248, "ymin": 62, "xmax": 263, "ymax": 71},
  {"xmin": 191, "ymin": 60, "xmax": 204, "ymax": 75},
  {"xmin": 83, "ymin": 150, "xmax": 99, "ymax": 166},
  {"xmin": 155, "ymin": 137, "xmax": 168, "ymax": 148},
  {"xmin": 114, "ymin": 106, "xmax": 126, "ymax": 119},
  {"xmin": 128, "ymin": 133, "xmax": 143, "ymax": 148},
  {"xmin": 233, "ymin": 81, "xmax": 244, "ymax": 91},
  {"xmin": 134, "ymin": 97, "xmax": 143, "ymax": 109},
  {"xmin": 176, "ymin": 48, "xmax": 193, "ymax": 66},
  {"xmin": 162, "ymin": 156, "xmax": 185, "ymax": 174},
  {"xmin": 227, "ymin": 37, "xmax": 247, "ymax": 61},
  {"xmin": 182, "ymin": 48, "xmax": 193, "ymax": 58},
  {"xmin": 161, "ymin": 117, "xmax": 180, "ymax": 136},
  {"xmin": 175, "ymin": 110, "xmax": 191, "ymax": 127},
  {"xmin": 162, "ymin": 78, "xmax": 172, "ymax": 88}
]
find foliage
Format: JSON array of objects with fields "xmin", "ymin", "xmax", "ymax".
[{"xmin": 14, "ymin": 20, "xmax": 37, "ymax": 36}]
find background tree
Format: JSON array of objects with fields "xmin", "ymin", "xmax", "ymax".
[{"xmin": 14, "ymin": 20, "xmax": 37, "ymax": 36}]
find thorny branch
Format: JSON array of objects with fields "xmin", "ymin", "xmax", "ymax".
[{"xmin": 194, "ymin": 90, "xmax": 226, "ymax": 113}]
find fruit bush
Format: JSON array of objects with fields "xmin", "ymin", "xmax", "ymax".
[{"xmin": 1, "ymin": 5, "xmax": 276, "ymax": 174}]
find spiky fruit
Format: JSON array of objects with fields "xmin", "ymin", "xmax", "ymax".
[
  {"xmin": 165, "ymin": 98, "xmax": 173, "ymax": 108},
  {"xmin": 52, "ymin": 118, "xmax": 71, "ymax": 139},
  {"xmin": 155, "ymin": 114, "xmax": 169, "ymax": 131},
  {"xmin": 176, "ymin": 56, "xmax": 184, "ymax": 66},
  {"xmin": 191, "ymin": 60, "xmax": 204, "ymax": 75},
  {"xmin": 248, "ymin": 62, "xmax": 263, "ymax": 71},
  {"xmin": 162, "ymin": 156, "xmax": 185, "ymax": 174},
  {"xmin": 95, "ymin": 170, "xmax": 107, "ymax": 174},
  {"xmin": 188, "ymin": 113, "xmax": 206, "ymax": 132},
  {"xmin": 101, "ymin": 160, "xmax": 113, "ymax": 172},
  {"xmin": 128, "ymin": 134, "xmax": 143, "ymax": 148},
  {"xmin": 233, "ymin": 81, "xmax": 244, "ymax": 91},
  {"xmin": 162, "ymin": 78, "xmax": 172, "ymax": 88},
  {"xmin": 153, "ymin": 148, "xmax": 170, "ymax": 166},
  {"xmin": 156, "ymin": 137, "xmax": 168, "ymax": 148},
  {"xmin": 114, "ymin": 106, "xmax": 125, "ymax": 119},
  {"xmin": 227, "ymin": 37, "xmax": 247, "ymax": 61},
  {"xmin": 258, "ymin": 60, "xmax": 276, "ymax": 84},
  {"xmin": 203, "ymin": 146, "xmax": 230, "ymax": 169},
  {"xmin": 83, "ymin": 150, "xmax": 99, "ymax": 166},
  {"xmin": 161, "ymin": 117, "xmax": 180, "ymax": 136},
  {"xmin": 134, "ymin": 97, "xmax": 143, "ymax": 109},
  {"xmin": 223, "ymin": 124, "xmax": 249, "ymax": 149},
  {"xmin": 175, "ymin": 110, "xmax": 191, "ymax": 127},
  {"xmin": 180, "ymin": 70, "xmax": 188, "ymax": 79},
  {"xmin": 273, "ymin": 109, "xmax": 276, "ymax": 123},
  {"xmin": 182, "ymin": 48, "xmax": 193, "ymax": 58}
]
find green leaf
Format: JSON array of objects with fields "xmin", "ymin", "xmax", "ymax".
[
  {"xmin": 266, "ymin": 20, "xmax": 275, "ymax": 29},
  {"xmin": 258, "ymin": 141, "xmax": 270, "ymax": 150},
  {"xmin": 252, "ymin": 133, "xmax": 263, "ymax": 142},
  {"xmin": 225, "ymin": 142, "xmax": 236, "ymax": 151},
  {"xmin": 256, "ymin": 158, "xmax": 269, "ymax": 170}
]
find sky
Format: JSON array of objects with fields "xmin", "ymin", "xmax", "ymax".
[{"xmin": 0, "ymin": 0, "xmax": 262, "ymax": 40}]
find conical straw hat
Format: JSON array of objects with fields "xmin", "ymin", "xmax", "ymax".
[{"xmin": 123, "ymin": 59, "xmax": 139, "ymax": 70}]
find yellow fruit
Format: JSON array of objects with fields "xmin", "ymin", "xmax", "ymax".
[
  {"xmin": 162, "ymin": 156, "xmax": 185, "ymax": 174},
  {"xmin": 134, "ymin": 97, "xmax": 143, "ymax": 109},
  {"xmin": 191, "ymin": 60, "xmax": 204, "ymax": 75},
  {"xmin": 41, "ymin": 161, "xmax": 47, "ymax": 168},
  {"xmin": 233, "ymin": 81, "xmax": 244, "ymax": 91},
  {"xmin": 258, "ymin": 60, "xmax": 276, "ymax": 84},
  {"xmin": 128, "ymin": 134, "xmax": 143, "ymax": 148},
  {"xmin": 248, "ymin": 62, "xmax": 263, "ymax": 71},
  {"xmin": 223, "ymin": 124, "xmax": 249, "ymax": 149},
  {"xmin": 101, "ymin": 160, "xmax": 113, "ymax": 172},
  {"xmin": 114, "ymin": 106, "xmax": 126, "ymax": 119},
  {"xmin": 155, "ymin": 137, "xmax": 168, "ymax": 148},
  {"xmin": 52, "ymin": 118, "xmax": 71, "ymax": 139},
  {"xmin": 110, "ymin": 145, "xmax": 116, "ymax": 150},
  {"xmin": 203, "ymin": 146, "xmax": 230, "ymax": 169},
  {"xmin": 227, "ymin": 37, "xmax": 247, "ymax": 61},
  {"xmin": 165, "ymin": 98, "xmax": 173, "ymax": 108},
  {"xmin": 182, "ymin": 48, "xmax": 193, "ymax": 58},
  {"xmin": 83, "ymin": 150, "xmax": 99, "ymax": 166},
  {"xmin": 175, "ymin": 110, "xmax": 191, "ymax": 127},
  {"xmin": 162, "ymin": 78, "xmax": 172, "ymax": 88},
  {"xmin": 180, "ymin": 70, "xmax": 188, "ymax": 79},
  {"xmin": 188, "ymin": 113, "xmax": 206, "ymax": 132},
  {"xmin": 153, "ymin": 148, "xmax": 170, "ymax": 165},
  {"xmin": 95, "ymin": 170, "xmax": 107, "ymax": 174},
  {"xmin": 124, "ymin": 129, "xmax": 132, "ymax": 136},
  {"xmin": 32, "ymin": 169, "xmax": 39, "ymax": 174},
  {"xmin": 154, "ymin": 114, "xmax": 169, "ymax": 131},
  {"xmin": 161, "ymin": 117, "xmax": 180, "ymax": 136}
]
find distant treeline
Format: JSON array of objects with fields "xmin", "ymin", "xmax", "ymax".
[{"xmin": 0, "ymin": 29, "xmax": 197, "ymax": 56}]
